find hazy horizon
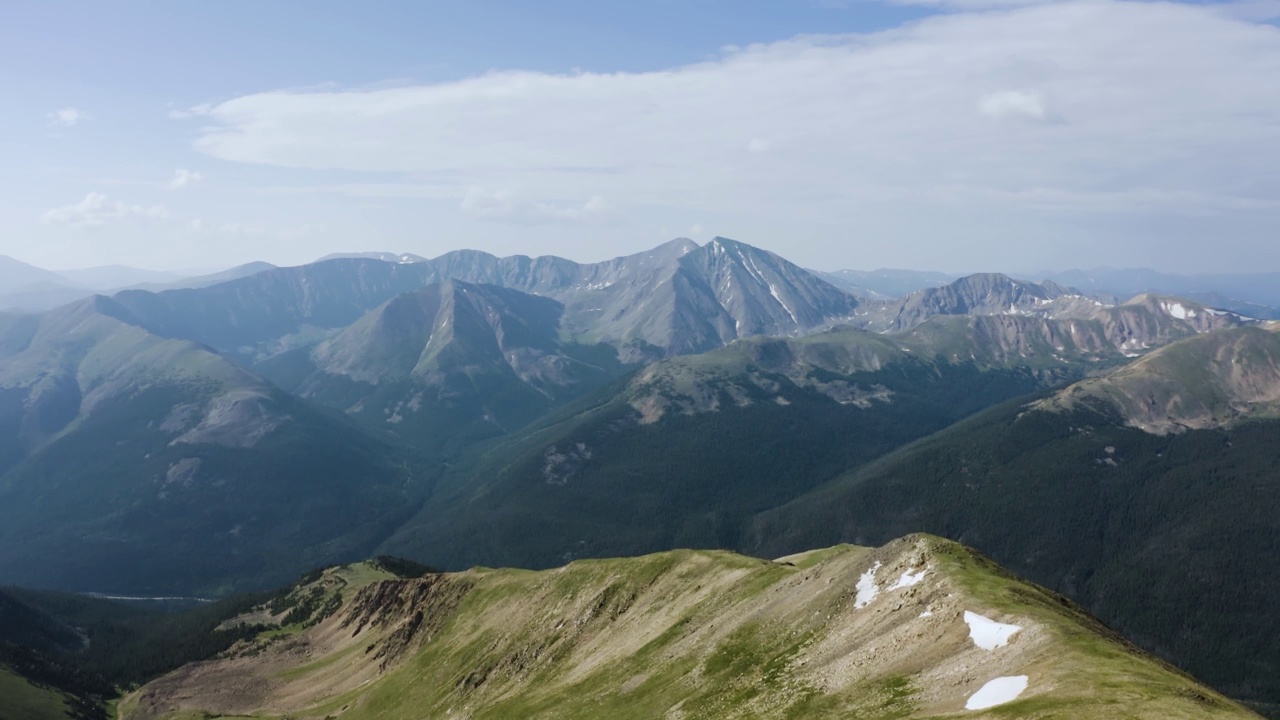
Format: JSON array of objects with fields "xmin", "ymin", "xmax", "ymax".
[{"xmin": 11, "ymin": 235, "xmax": 1280, "ymax": 282}]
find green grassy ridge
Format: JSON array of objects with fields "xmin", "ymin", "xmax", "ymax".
[
  {"xmin": 123, "ymin": 538, "xmax": 1259, "ymax": 720},
  {"xmin": 746, "ymin": 398, "xmax": 1280, "ymax": 713}
]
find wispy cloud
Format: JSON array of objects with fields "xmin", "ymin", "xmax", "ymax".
[
  {"xmin": 169, "ymin": 169, "xmax": 203, "ymax": 189},
  {"xmin": 48, "ymin": 107, "xmax": 85, "ymax": 127},
  {"xmin": 185, "ymin": 1, "xmax": 1280, "ymax": 229},
  {"xmin": 42, "ymin": 192, "xmax": 168, "ymax": 228},
  {"xmin": 167, "ymin": 103, "xmax": 214, "ymax": 120}
]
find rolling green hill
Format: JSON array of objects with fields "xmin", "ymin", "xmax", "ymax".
[{"xmin": 118, "ymin": 536, "xmax": 1259, "ymax": 720}]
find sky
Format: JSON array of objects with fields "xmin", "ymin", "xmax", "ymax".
[{"xmin": 3, "ymin": 0, "xmax": 1280, "ymax": 274}]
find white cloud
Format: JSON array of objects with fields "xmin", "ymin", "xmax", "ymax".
[
  {"xmin": 460, "ymin": 186, "xmax": 610, "ymax": 224},
  {"xmin": 48, "ymin": 108, "xmax": 84, "ymax": 127},
  {"xmin": 978, "ymin": 90, "xmax": 1047, "ymax": 121},
  {"xmin": 42, "ymin": 192, "xmax": 168, "ymax": 228},
  {"xmin": 169, "ymin": 169, "xmax": 203, "ymax": 189},
  {"xmin": 181, "ymin": 1, "xmax": 1280, "ymax": 265}
]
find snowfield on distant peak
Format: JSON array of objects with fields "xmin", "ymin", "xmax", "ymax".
[
  {"xmin": 963, "ymin": 611, "xmax": 1022, "ymax": 650},
  {"xmin": 1161, "ymin": 301, "xmax": 1194, "ymax": 320}
]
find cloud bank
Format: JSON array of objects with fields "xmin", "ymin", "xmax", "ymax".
[{"xmin": 157, "ymin": 0, "xmax": 1280, "ymax": 270}]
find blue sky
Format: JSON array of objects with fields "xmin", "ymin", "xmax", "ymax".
[{"xmin": 4, "ymin": 0, "xmax": 1279, "ymax": 273}]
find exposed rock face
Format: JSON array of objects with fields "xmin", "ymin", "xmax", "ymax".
[
  {"xmin": 1041, "ymin": 323, "xmax": 1280, "ymax": 433},
  {"xmin": 875, "ymin": 273, "xmax": 1075, "ymax": 332},
  {"xmin": 853, "ymin": 273, "xmax": 1254, "ymax": 355}
]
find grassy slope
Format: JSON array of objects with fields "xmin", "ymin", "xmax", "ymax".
[
  {"xmin": 0, "ymin": 666, "xmax": 72, "ymax": 720},
  {"xmin": 746, "ymin": 395, "xmax": 1280, "ymax": 711},
  {"xmin": 121, "ymin": 537, "xmax": 1257, "ymax": 720}
]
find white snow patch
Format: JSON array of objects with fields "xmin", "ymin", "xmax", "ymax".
[
  {"xmin": 888, "ymin": 567, "xmax": 928, "ymax": 590},
  {"xmin": 965, "ymin": 675, "xmax": 1029, "ymax": 710},
  {"xmin": 919, "ymin": 609, "xmax": 933, "ymax": 618},
  {"xmin": 1161, "ymin": 301, "xmax": 1194, "ymax": 320},
  {"xmin": 854, "ymin": 562, "xmax": 882, "ymax": 609},
  {"xmin": 768, "ymin": 283, "xmax": 798, "ymax": 324},
  {"xmin": 963, "ymin": 611, "xmax": 1022, "ymax": 650}
]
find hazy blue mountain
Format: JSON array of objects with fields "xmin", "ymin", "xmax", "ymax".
[
  {"xmin": 1039, "ymin": 267, "xmax": 1280, "ymax": 318},
  {"xmin": 0, "ymin": 261, "xmax": 278, "ymax": 313},
  {"xmin": 0, "ymin": 296, "xmax": 429, "ymax": 595},
  {"xmin": 853, "ymin": 273, "xmax": 1254, "ymax": 347},
  {"xmin": 0, "ymin": 256, "xmax": 78, "ymax": 291},
  {"xmin": 122, "ymin": 261, "xmax": 277, "ymax": 293},
  {"xmin": 55, "ymin": 266, "xmax": 187, "ymax": 290},
  {"xmin": 107, "ymin": 238, "xmax": 858, "ymax": 364}
]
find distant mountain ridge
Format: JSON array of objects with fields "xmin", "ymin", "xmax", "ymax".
[
  {"xmin": 849, "ymin": 273, "xmax": 1253, "ymax": 351},
  {"xmin": 259, "ymin": 280, "xmax": 629, "ymax": 451},
  {"xmin": 109, "ymin": 237, "xmax": 858, "ymax": 363},
  {"xmin": 0, "ymin": 258, "xmax": 278, "ymax": 313},
  {"xmin": 1039, "ymin": 322, "xmax": 1280, "ymax": 433}
]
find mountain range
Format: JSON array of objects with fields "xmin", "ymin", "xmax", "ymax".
[{"xmin": 1, "ymin": 237, "xmax": 1279, "ymax": 716}]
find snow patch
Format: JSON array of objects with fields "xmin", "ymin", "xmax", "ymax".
[
  {"xmin": 888, "ymin": 567, "xmax": 928, "ymax": 590},
  {"xmin": 919, "ymin": 609, "xmax": 933, "ymax": 618},
  {"xmin": 854, "ymin": 562, "xmax": 882, "ymax": 609},
  {"xmin": 1161, "ymin": 301, "xmax": 1195, "ymax": 320},
  {"xmin": 963, "ymin": 611, "xmax": 1022, "ymax": 650},
  {"xmin": 965, "ymin": 675, "xmax": 1029, "ymax": 710},
  {"xmin": 768, "ymin": 283, "xmax": 798, "ymax": 324}
]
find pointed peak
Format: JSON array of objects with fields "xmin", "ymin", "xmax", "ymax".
[{"xmin": 661, "ymin": 237, "xmax": 700, "ymax": 252}]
